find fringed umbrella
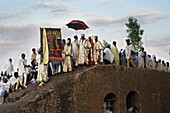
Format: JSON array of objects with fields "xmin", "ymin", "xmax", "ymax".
[{"xmin": 66, "ymin": 20, "xmax": 89, "ymax": 34}]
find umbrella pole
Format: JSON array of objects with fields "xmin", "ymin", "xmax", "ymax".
[{"xmin": 76, "ymin": 30, "xmax": 77, "ymax": 35}]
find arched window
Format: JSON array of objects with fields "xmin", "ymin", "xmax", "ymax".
[
  {"xmin": 126, "ymin": 91, "xmax": 140, "ymax": 113},
  {"xmin": 104, "ymin": 93, "xmax": 118, "ymax": 113}
]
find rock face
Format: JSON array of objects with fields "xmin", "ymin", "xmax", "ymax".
[{"xmin": 0, "ymin": 65, "xmax": 170, "ymax": 113}]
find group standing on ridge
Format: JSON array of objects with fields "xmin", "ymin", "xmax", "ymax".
[{"xmin": 0, "ymin": 34, "xmax": 169, "ymax": 105}]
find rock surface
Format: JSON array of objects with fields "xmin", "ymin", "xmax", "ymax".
[{"xmin": 0, "ymin": 65, "xmax": 169, "ymax": 113}]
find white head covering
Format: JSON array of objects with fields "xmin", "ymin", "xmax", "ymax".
[
  {"xmin": 2, "ymin": 59, "xmax": 13, "ymax": 73},
  {"xmin": 151, "ymin": 55, "xmax": 155, "ymax": 60}
]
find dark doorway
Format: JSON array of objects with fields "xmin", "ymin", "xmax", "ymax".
[
  {"xmin": 104, "ymin": 93, "xmax": 118, "ymax": 113},
  {"xmin": 126, "ymin": 91, "xmax": 140, "ymax": 113}
]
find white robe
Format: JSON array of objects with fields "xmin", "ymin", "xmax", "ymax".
[
  {"xmin": 168, "ymin": 67, "xmax": 170, "ymax": 73},
  {"xmin": 18, "ymin": 58, "xmax": 27, "ymax": 86},
  {"xmin": 0, "ymin": 80, "xmax": 10, "ymax": 104},
  {"xmin": 146, "ymin": 58, "xmax": 153, "ymax": 69},
  {"xmin": 63, "ymin": 44, "xmax": 73, "ymax": 72},
  {"xmin": 76, "ymin": 39, "xmax": 89, "ymax": 65},
  {"xmin": 18, "ymin": 58, "xmax": 27, "ymax": 76},
  {"xmin": 72, "ymin": 39, "xmax": 79, "ymax": 62},
  {"xmin": 111, "ymin": 45, "xmax": 119, "ymax": 65},
  {"xmin": 0, "ymin": 82, "xmax": 5, "ymax": 104},
  {"xmin": 125, "ymin": 44, "xmax": 135, "ymax": 60},
  {"xmin": 157, "ymin": 63, "xmax": 163, "ymax": 71},
  {"xmin": 94, "ymin": 41, "xmax": 104, "ymax": 64},
  {"xmin": 37, "ymin": 54, "xmax": 48, "ymax": 82},
  {"xmin": 151, "ymin": 56, "xmax": 156, "ymax": 70},
  {"xmin": 2, "ymin": 60, "xmax": 14, "ymax": 76},
  {"xmin": 103, "ymin": 48, "xmax": 114, "ymax": 63},
  {"xmin": 138, "ymin": 51, "xmax": 144, "ymax": 68}
]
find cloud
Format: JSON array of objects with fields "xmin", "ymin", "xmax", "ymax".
[
  {"xmin": 0, "ymin": 1, "xmax": 71, "ymax": 20},
  {"xmin": 99, "ymin": 0, "xmax": 126, "ymax": 5},
  {"xmin": 87, "ymin": 10, "xmax": 170, "ymax": 28},
  {"xmin": 0, "ymin": 9, "xmax": 32, "ymax": 20},
  {"xmin": 34, "ymin": 1, "xmax": 69, "ymax": 9},
  {"xmin": 143, "ymin": 34, "xmax": 170, "ymax": 61},
  {"xmin": 33, "ymin": 1, "xmax": 72, "ymax": 14},
  {"xmin": 0, "ymin": 23, "xmax": 40, "ymax": 70}
]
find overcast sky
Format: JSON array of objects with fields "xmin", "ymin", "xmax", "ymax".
[{"xmin": 0, "ymin": 0, "xmax": 170, "ymax": 70}]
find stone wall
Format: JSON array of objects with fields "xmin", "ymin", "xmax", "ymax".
[
  {"xmin": 73, "ymin": 65, "xmax": 170, "ymax": 113},
  {"xmin": 1, "ymin": 65, "xmax": 170, "ymax": 113}
]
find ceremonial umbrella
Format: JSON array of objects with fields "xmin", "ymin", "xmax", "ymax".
[{"xmin": 66, "ymin": 20, "xmax": 89, "ymax": 34}]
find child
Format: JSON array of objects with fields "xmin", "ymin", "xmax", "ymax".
[
  {"xmin": 31, "ymin": 48, "xmax": 37, "ymax": 65},
  {"xmin": 10, "ymin": 72, "xmax": 21, "ymax": 92}
]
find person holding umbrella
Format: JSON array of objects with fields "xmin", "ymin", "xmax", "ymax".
[{"xmin": 76, "ymin": 34, "xmax": 90, "ymax": 66}]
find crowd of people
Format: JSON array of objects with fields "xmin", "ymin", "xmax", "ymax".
[{"xmin": 0, "ymin": 34, "xmax": 169, "ymax": 105}]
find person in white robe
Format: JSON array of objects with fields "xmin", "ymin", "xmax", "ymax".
[
  {"xmin": 162, "ymin": 60, "xmax": 167, "ymax": 72},
  {"xmin": 0, "ymin": 76, "xmax": 10, "ymax": 105},
  {"xmin": 146, "ymin": 55, "xmax": 153, "ymax": 69},
  {"xmin": 72, "ymin": 35, "xmax": 79, "ymax": 67},
  {"xmin": 76, "ymin": 34, "xmax": 89, "ymax": 66},
  {"xmin": 18, "ymin": 53, "xmax": 30, "ymax": 88},
  {"xmin": 111, "ymin": 41, "xmax": 119, "ymax": 66},
  {"xmin": 151, "ymin": 55, "xmax": 157, "ymax": 70},
  {"xmin": 37, "ymin": 28, "xmax": 49, "ymax": 86},
  {"xmin": 31, "ymin": 48, "xmax": 37, "ymax": 62},
  {"xmin": 103, "ymin": 46, "xmax": 114, "ymax": 64},
  {"xmin": 138, "ymin": 48, "xmax": 145, "ymax": 68},
  {"xmin": 93, "ymin": 36, "xmax": 104, "ymax": 65},
  {"xmin": 2, "ymin": 58, "xmax": 14, "ymax": 76},
  {"xmin": 37, "ymin": 49, "xmax": 48, "ymax": 86},
  {"xmin": 157, "ymin": 59, "xmax": 163, "ymax": 71},
  {"xmin": 63, "ymin": 38, "xmax": 73, "ymax": 72},
  {"xmin": 125, "ymin": 39, "xmax": 136, "ymax": 68}
]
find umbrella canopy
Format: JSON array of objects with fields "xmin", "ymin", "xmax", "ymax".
[{"xmin": 66, "ymin": 20, "xmax": 89, "ymax": 31}]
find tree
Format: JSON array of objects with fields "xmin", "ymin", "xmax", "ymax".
[
  {"xmin": 125, "ymin": 17, "xmax": 144, "ymax": 51},
  {"xmin": 103, "ymin": 40, "xmax": 111, "ymax": 49}
]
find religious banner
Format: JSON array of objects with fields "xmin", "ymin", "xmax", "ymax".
[{"xmin": 40, "ymin": 28, "xmax": 63, "ymax": 61}]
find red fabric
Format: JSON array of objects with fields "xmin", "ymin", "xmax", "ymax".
[
  {"xmin": 49, "ymin": 56, "xmax": 63, "ymax": 61},
  {"xmin": 89, "ymin": 39, "xmax": 95, "ymax": 65}
]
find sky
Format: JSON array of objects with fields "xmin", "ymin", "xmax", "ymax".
[{"xmin": 0, "ymin": 0, "xmax": 170, "ymax": 70}]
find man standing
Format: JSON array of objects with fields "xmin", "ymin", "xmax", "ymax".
[
  {"xmin": 18, "ymin": 53, "xmax": 30, "ymax": 88},
  {"xmin": 146, "ymin": 55, "xmax": 153, "ymax": 69},
  {"xmin": 63, "ymin": 38, "xmax": 73, "ymax": 72},
  {"xmin": 157, "ymin": 59, "xmax": 163, "ymax": 71},
  {"xmin": 76, "ymin": 34, "xmax": 89, "ymax": 66},
  {"xmin": 111, "ymin": 41, "xmax": 119, "ymax": 66},
  {"xmin": 138, "ymin": 48, "xmax": 145, "ymax": 68},
  {"xmin": 94, "ymin": 36, "xmax": 104, "ymax": 65},
  {"xmin": 152, "ymin": 55, "xmax": 157, "ymax": 70},
  {"xmin": 125, "ymin": 39, "xmax": 136, "ymax": 68},
  {"xmin": 72, "ymin": 35, "xmax": 79, "ymax": 68},
  {"xmin": 31, "ymin": 48, "xmax": 37, "ymax": 63}
]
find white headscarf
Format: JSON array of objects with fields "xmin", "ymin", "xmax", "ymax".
[
  {"xmin": 151, "ymin": 55, "xmax": 156, "ymax": 60},
  {"xmin": 2, "ymin": 59, "xmax": 13, "ymax": 73}
]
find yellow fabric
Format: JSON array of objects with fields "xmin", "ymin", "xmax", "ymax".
[
  {"xmin": 42, "ymin": 28, "xmax": 49, "ymax": 64},
  {"xmin": 111, "ymin": 45, "xmax": 119, "ymax": 65}
]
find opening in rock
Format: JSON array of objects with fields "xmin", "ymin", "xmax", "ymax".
[
  {"xmin": 126, "ymin": 91, "xmax": 140, "ymax": 113},
  {"xmin": 103, "ymin": 93, "xmax": 118, "ymax": 113}
]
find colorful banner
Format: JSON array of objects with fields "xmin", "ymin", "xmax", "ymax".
[{"xmin": 40, "ymin": 28, "xmax": 63, "ymax": 62}]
